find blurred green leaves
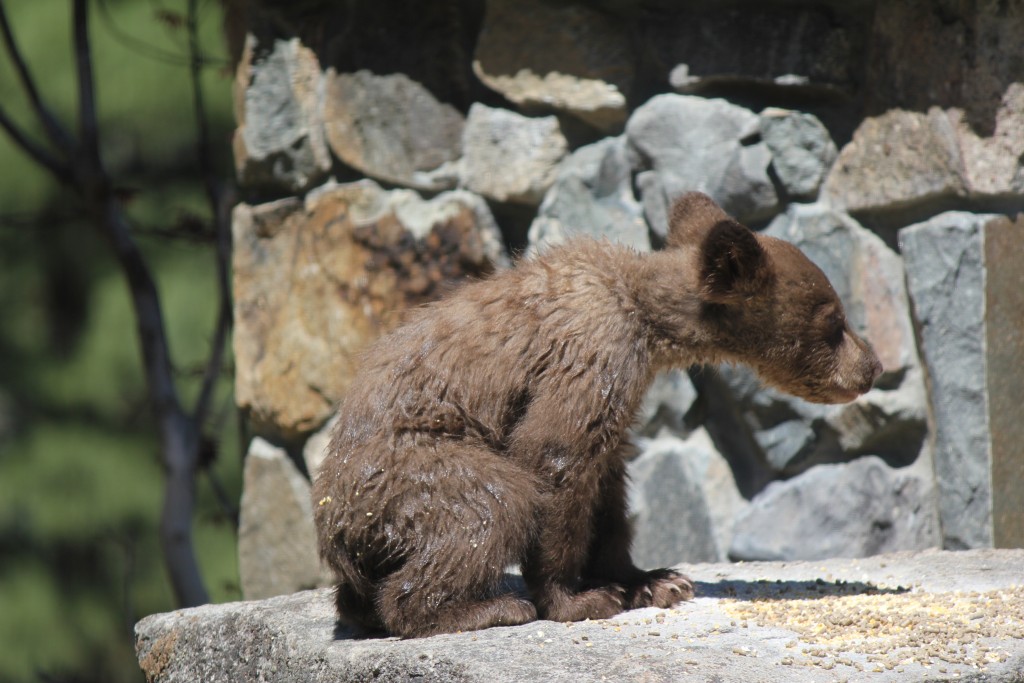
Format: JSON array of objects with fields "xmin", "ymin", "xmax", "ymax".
[{"xmin": 0, "ymin": 1, "xmax": 240, "ymax": 681}]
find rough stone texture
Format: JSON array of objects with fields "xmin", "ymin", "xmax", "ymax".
[
  {"xmin": 232, "ymin": 37, "xmax": 331, "ymax": 193},
  {"xmin": 729, "ymin": 456, "xmax": 939, "ymax": 562},
  {"xmin": 901, "ymin": 212, "xmax": 994, "ymax": 550},
  {"xmin": 633, "ymin": 369, "xmax": 697, "ymax": 439},
  {"xmin": 625, "ymin": 94, "xmax": 778, "ymax": 228},
  {"xmin": 136, "ymin": 549, "xmax": 1024, "ymax": 683},
  {"xmin": 237, "ymin": 438, "xmax": 330, "ymax": 600},
  {"xmin": 985, "ymin": 216, "xmax": 1024, "ymax": 548},
  {"xmin": 460, "ymin": 103, "xmax": 568, "ymax": 205},
  {"xmin": 629, "ymin": 430, "xmax": 746, "ymax": 566},
  {"xmin": 473, "ymin": 0, "xmax": 632, "ymax": 132},
  {"xmin": 528, "ymin": 136, "xmax": 648, "ymax": 253},
  {"xmin": 323, "ymin": 70, "xmax": 464, "ymax": 191},
  {"xmin": 952, "ymin": 82, "xmax": 1024, "ymax": 198},
  {"xmin": 232, "ymin": 180, "xmax": 506, "ymax": 439},
  {"xmin": 759, "ymin": 108, "xmax": 837, "ymax": 201},
  {"xmin": 823, "ymin": 108, "xmax": 966, "ymax": 217}
]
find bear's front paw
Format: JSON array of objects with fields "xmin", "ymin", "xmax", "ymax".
[
  {"xmin": 542, "ymin": 585, "xmax": 626, "ymax": 622},
  {"xmin": 626, "ymin": 569, "xmax": 694, "ymax": 609}
]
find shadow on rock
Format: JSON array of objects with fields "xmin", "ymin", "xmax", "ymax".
[{"xmin": 694, "ymin": 578, "xmax": 909, "ymax": 601}]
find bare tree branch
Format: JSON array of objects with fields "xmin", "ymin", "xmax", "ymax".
[
  {"xmin": 0, "ymin": 104, "xmax": 73, "ymax": 183},
  {"xmin": 72, "ymin": 0, "xmax": 100, "ymax": 166},
  {"xmin": 2, "ymin": 0, "xmax": 228, "ymax": 609},
  {"xmin": 0, "ymin": 0, "xmax": 74, "ymax": 151},
  {"xmin": 94, "ymin": 171, "xmax": 210, "ymax": 608}
]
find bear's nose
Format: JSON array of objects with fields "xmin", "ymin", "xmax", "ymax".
[{"xmin": 865, "ymin": 354, "xmax": 883, "ymax": 389}]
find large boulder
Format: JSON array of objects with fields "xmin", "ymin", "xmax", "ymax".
[
  {"xmin": 900, "ymin": 211, "xmax": 1024, "ymax": 550},
  {"xmin": 323, "ymin": 70, "xmax": 464, "ymax": 191},
  {"xmin": 232, "ymin": 180, "xmax": 506, "ymax": 439},
  {"xmin": 625, "ymin": 94, "xmax": 778, "ymax": 230},
  {"xmin": 460, "ymin": 104, "xmax": 568, "ymax": 205},
  {"xmin": 822, "ymin": 108, "xmax": 966, "ymax": 219},
  {"xmin": 824, "ymin": 84, "xmax": 1024, "ymax": 223},
  {"xmin": 528, "ymin": 136, "xmax": 648, "ymax": 253},
  {"xmin": 136, "ymin": 550, "xmax": 1024, "ymax": 682},
  {"xmin": 628, "ymin": 429, "xmax": 747, "ymax": 566},
  {"xmin": 729, "ymin": 456, "xmax": 940, "ymax": 562}
]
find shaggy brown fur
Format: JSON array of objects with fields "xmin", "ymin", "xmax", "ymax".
[{"xmin": 312, "ymin": 192, "xmax": 882, "ymax": 638}]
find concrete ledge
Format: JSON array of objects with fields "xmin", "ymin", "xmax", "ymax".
[{"xmin": 136, "ymin": 549, "xmax": 1024, "ymax": 682}]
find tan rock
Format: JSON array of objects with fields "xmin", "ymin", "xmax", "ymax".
[
  {"xmin": 823, "ymin": 108, "xmax": 966, "ymax": 214},
  {"xmin": 951, "ymin": 83, "xmax": 1024, "ymax": 198},
  {"xmin": 233, "ymin": 180, "xmax": 506, "ymax": 439}
]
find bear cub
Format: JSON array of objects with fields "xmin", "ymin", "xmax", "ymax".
[{"xmin": 313, "ymin": 192, "xmax": 882, "ymax": 638}]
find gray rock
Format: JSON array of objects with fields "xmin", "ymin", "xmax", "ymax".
[
  {"xmin": 323, "ymin": 70, "xmax": 464, "ymax": 191},
  {"xmin": 628, "ymin": 430, "xmax": 746, "ymax": 565},
  {"xmin": 473, "ymin": 0, "xmax": 632, "ymax": 132},
  {"xmin": 759, "ymin": 108, "xmax": 837, "ymax": 200},
  {"xmin": 528, "ymin": 137, "xmax": 648, "ymax": 253},
  {"xmin": 238, "ymin": 438, "xmax": 330, "ymax": 600},
  {"xmin": 634, "ymin": 369, "xmax": 697, "ymax": 438},
  {"xmin": 303, "ymin": 413, "xmax": 337, "ymax": 480},
  {"xmin": 233, "ymin": 37, "xmax": 331, "ymax": 193},
  {"xmin": 625, "ymin": 94, "xmax": 778, "ymax": 227},
  {"xmin": 137, "ymin": 549, "xmax": 1024, "ymax": 683},
  {"xmin": 460, "ymin": 103, "xmax": 568, "ymax": 205},
  {"xmin": 822, "ymin": 108, "xmax": 966, "ymax": 217},
  {"xmin": 729, "ymin": 456, "xmax": 940, "ymax": 562},
  {"xmin": 900, "ymin": 212, "xmax": 995, "ymax": 550}
]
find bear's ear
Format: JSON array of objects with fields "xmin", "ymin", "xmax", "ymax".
[
  {"xmin": 698, "ymin": 219, "xmax": 770, "ymax": 304},
  {"xmin": 665, "ymin": 192, "xmax": 731, "ymax": 250},
  {"xmin": 665, "ymin": 192, "xmax": 770, "ymax": 303}
]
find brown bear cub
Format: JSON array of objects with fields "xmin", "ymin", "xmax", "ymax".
[{"xmin": 313, "ymin": 192, "xmax": 882, "ymax": 638}]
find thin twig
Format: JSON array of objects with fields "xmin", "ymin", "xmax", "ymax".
[
  {"xmin": 0, "ymin": 0, "xmax": 74, "ymax": 151},
  {"xmin": 0, "ymin": 105, "xmax": 73, "ymax": 183},
  {"xmin": 72, "ymin": 0, "xmax": 100, "ymax": 166}
]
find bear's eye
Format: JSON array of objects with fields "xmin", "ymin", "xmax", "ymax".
[{"xmin": 825, "ymin": 314, "xmax": 845, "ymax": 347}]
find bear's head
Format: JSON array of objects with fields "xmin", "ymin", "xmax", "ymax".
[{"xmin": 665, "ymin": 192, "xmax": 882, "ymax": 404}]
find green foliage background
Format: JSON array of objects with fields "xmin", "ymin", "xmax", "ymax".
[{"xmin": 0, "ymin": 1, "xmax": 242, "ymax": 681}]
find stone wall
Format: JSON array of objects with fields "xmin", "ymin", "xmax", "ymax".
[{"xmin": 227, "ymin": 0, "xmax": 1024, "ymax": 599}]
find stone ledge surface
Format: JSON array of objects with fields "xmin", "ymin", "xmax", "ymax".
[{"xmin": 136, "ymin": 549, "xmax": 1024, "ymax": 682}]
